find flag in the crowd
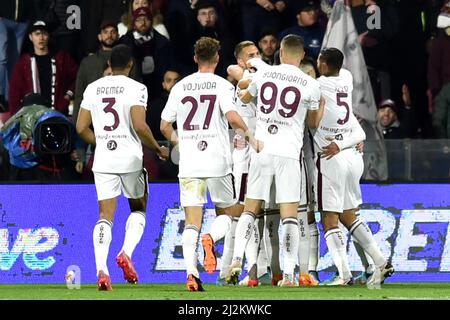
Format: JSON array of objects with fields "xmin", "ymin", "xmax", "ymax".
[
  {"xmin": 321, "ymin": 0, "xmax": 377, "ymax": 123},
  {"xmin": 321, "ymin": 0, "xmax": 388, "ymax": 180}
]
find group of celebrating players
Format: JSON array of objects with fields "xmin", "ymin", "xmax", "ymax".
[{"xmin": 76, "ymin": 33, "xmax": 394, "ymax": 292}]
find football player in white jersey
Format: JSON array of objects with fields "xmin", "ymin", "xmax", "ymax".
[
  {"xmin": 227, "ymin": 34, "xmax": 324, "ymax": 287},
  {"xmin": 298, "ymin": 57, "xmax": 321, "ymax": 286},
  {"xmin": 227, "ymin": 42, "xmax": 280, "ymax": 287},
  {"xmin": 76, "ymin": 44, "xmax": 169, "ymax": 291},
  {"xmin": 313, "ymin": 48, "xmax": 394, "ymax": 286},
  {"xmin": 160, "ymin": 37, "xmax": 257, "ymax": 292}
]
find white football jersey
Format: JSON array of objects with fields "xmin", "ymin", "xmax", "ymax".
[
  {"xmin": 80, "ymin": 75, "xmax": 147, "ymax": 173},
  {"xmin": 161, "ymin": 72, "xmax": 236, "ymax": 178},
  {"xmin": 248, "ymin": 63, "xmax": 321, "ymax": 160},
  {"xmin": 314, "ymin": 68, "xmax": 356, "ymax": 151},
  {"xmin": 235, "ymin": 69, "xmax": 257, "ymax": 129},
  {"xmin": 234, "ymin": 58, "xmax": 270, "ymax": 129}
]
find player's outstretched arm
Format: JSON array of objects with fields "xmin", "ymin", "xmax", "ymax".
[
  {"xmin": 237, "ymin": 78, "xmax": 252, "ymax": 90},
  {"xmin": 227, "ymin": 64, "xmax": 244, "ymax": 84},
  {"xmin": 334, "ymin": 113, "xmax": 366, "ymax": 151},
  {"xmin": 160, "ymin": 119, "xmax": 178, "ymax": 147},
  {"xmin": 76, "ymin": 108, "xmax": 96, "ymax": 146},
  {"xmin": 307, "ymin": 96, "xmax": 325, "ymax": 129},
  {"xmin": 226, "ymin": 110, "xmax": 262, "ymax": 152},
  {"xmin": 131, "ymin": 105, "xmax": 169, "ymax": 160},
  {"xmin": 238, "ymin": 89, "xmax": 254, "ymax": 104},
  {"xmin": 321, "ymin": 113, "xmax": 367, "ymax": 160}
]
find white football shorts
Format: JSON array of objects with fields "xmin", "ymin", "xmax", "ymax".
[
  {"xmin": 179, "ymin": 174, "xmax": 238, "ymax": 208},
  {"xmin": 94, "ymin": 169, "xmax": 148, "ymax": 201},
  {"xmin": 246, "ymin": 152, "xmax": 301, "ymax": 204},
  {"xmin": 315, "ymin": 148, "xmax": 363, "ymax": 213}
]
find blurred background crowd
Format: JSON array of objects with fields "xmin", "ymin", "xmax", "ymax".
[{"xmin": 0, "ymin": 0, "xmax": 449, "ymax": 182}]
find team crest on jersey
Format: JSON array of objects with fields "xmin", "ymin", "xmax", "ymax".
[
  {"xmin": 107, "ymin": 140, "xmax": 118, "ymax": 151},
  {"xmin": 197, "ymin": 140, "xmax": 208, "ymax": 151},
  {"xmin": 268, "ymin": 125, "xmax": 278, "ymax": 135}
]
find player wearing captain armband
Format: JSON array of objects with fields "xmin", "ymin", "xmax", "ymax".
[{"xmin": 312, "ymin": 48, "xmax": 394, "ymax": 286}]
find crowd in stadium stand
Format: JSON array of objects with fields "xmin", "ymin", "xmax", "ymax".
[{"xmin": 0, "ymin": 0, "xmax": 449, "ymax": 181}]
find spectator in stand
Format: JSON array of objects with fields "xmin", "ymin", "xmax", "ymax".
[
  {"xmin": 428, "ymin": 0, "xmax": 450, "ymax": 138},
  {"xmin": 351, "ymin": 0, "xmax": 399, "ymax": 103},
  {"xmin": 377, "ymin": 85, "xmax": 417, "ymax": 139},
  {"xmin": 34, "ymin": 0, "xmax": 84, "ymax": 63},
  {"xmin": 0, "ymin": 0, "xmax": 35, "ymax": 110},
  {"xmin": 8, "ymin": 21, "xmax": 78, "ymax": 116},
  {"xmin": 387, "ymin": 0, "xmax": 431, "ymax": 138},
  {"xmin": 118, "ymin": 0, "xmax": 170, "ymax": 39},
  {"xmin": 73, "ymin": 21, "xmax": 141, "ymax": 125},
  {"xmin": 279, "ymin": 0, "xmax": 325, "ymax": 60},
  {"xmin": 146, "ymin": 68, "xmax": 181, "ymax": 179},
  {"xmin": 146, "ymin": 69, "xmax": 180, "ymax": 141},
  {"xmin": 165, "ymin": 0, "xmax": 197, "ymax": 76},
  {"xmin": 83, "ymin": 0, "xmax": 128, "ymax": 55},
  {"xmin": 240, "ymin": 0, "xmax": 290, "ymax": 43},
  {"xmin": 258, "ymin": 29, "xmax": 279, "ymax": 65},
  {"xmin": 377, "ymin": 85, "xmax": 418, "ymax": 180},
  {"xmin": 120, "ymin": 6, "xmax": 174, "ymax": 100},
  {"xmin": 188, "ymin": 0, "xmax": 235, "ymax": 77}
]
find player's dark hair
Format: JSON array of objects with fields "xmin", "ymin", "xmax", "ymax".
[
  {"xmin": 300, "ymin": 56, "xmax": 319, "ymax": 77},
  {"xmin": 234, "ymin": 41, "xmax": 255, "ymax": 59},
  {"xmin": 194, "ymin": 37, "xmax": 221, "ymax": 63},
  {"xmin": 110, "ymin": 44, "xmax": 132, "ymax": 70},
  {"xmin": 320, "ymin": 47, "xmax": 344, "ymax": 73},
  {"xmin": 280, "ymin": 34, "xmax": 304, "ymax": 54}
]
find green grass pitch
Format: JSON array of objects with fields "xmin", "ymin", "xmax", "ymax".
[{"xmin": 0, "ymin": 283, "xmax": 449, "ymax": 300}]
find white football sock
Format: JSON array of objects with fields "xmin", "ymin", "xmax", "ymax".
[
  {"xmin": 120, "ymin": 211, "xmax": 146, "ymax": 258},
  {"xmin": 219, "ymin": 217, "xmax": 238, "ymax": 279},
  {"xmin": 264, "ymin": 211, "xmax": 281, "ymax": 275},
  {"xmin": 245, "ymin": 219, "xmax": 259, "ymax": 273},
  {"xmin": 325, "ymin": 228, "xmax": 352, "ymax": 280},
  {"xmin": 232, "ymin": 211, "xmax": 256, "ymax": 264},
  {"xmin": 297, "ymin": 208, "xmax": 310, "ymax": 273},
  {"xmin": 209, "ymin": 214, "xmax": 232, "ymax": 243},
  {"xmin": 350, "ymin": 219, "xmax": 386, "ymax": 268},
  {"xmin": 256, "ymin": 217, "xmax": 269, "ymax": 278},
  {"xmin": 182, "ymin": 225, "xmax": 200, "ymax": 278},
  {"xmin": 308, "ymin": 222, "xmax": 320, "ymax": 272},
  {"xmin": 93, "ymin": 219, "xmax": 112, "ymax": 276},
  {"xmin": 282, "ymin": 217, "xmax": 299, "ymax": 276},
  {"xmin": 353, "ymin": 237, "xmax": 370, "ymax": 271}
]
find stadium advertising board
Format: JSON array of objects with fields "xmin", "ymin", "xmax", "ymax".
[{"xmin": 0, "ymin": 183, "xmax": 449, "ymax": 284}]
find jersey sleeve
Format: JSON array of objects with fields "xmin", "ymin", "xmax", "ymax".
[
  {"xmin": 247, "ymin": 57, "xmax": 269, "ymax": 72},
  {"xmin": 80, "ymin": 85, "xmax": 93, "ymax": 111},
  {"xmin": 130, "ymin": 84, "xmax": 148, "ymax": 109},
  {"xmin": 161, "ymin": 89, "xmax": 178, "ymax": 123},
  {"xmin": 303, "ymin": 81, "xmax": 321, "ymax": 110},
  {"xmin": 334, "ymin": 113, "xmax": 366, "ymax": 150},
  {"xmin": 218, "ymin": 81, "xmax": 237, "ymax": 115},
  {"xmin": 247, "ymin": 74, "xmax": 259, "ymax": 98}
]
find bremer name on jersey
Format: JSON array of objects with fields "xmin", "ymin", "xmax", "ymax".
[
  {"xmin": 161, "ymin": 72, "xmax": 237, "ymax": 178},
  {"xmin": 248, "ymin": 64, "xmax": 321, "ymax": 160},
  {"xmin": 80, "ymin": 75, "xmax": 147, "ymax": 173}
]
